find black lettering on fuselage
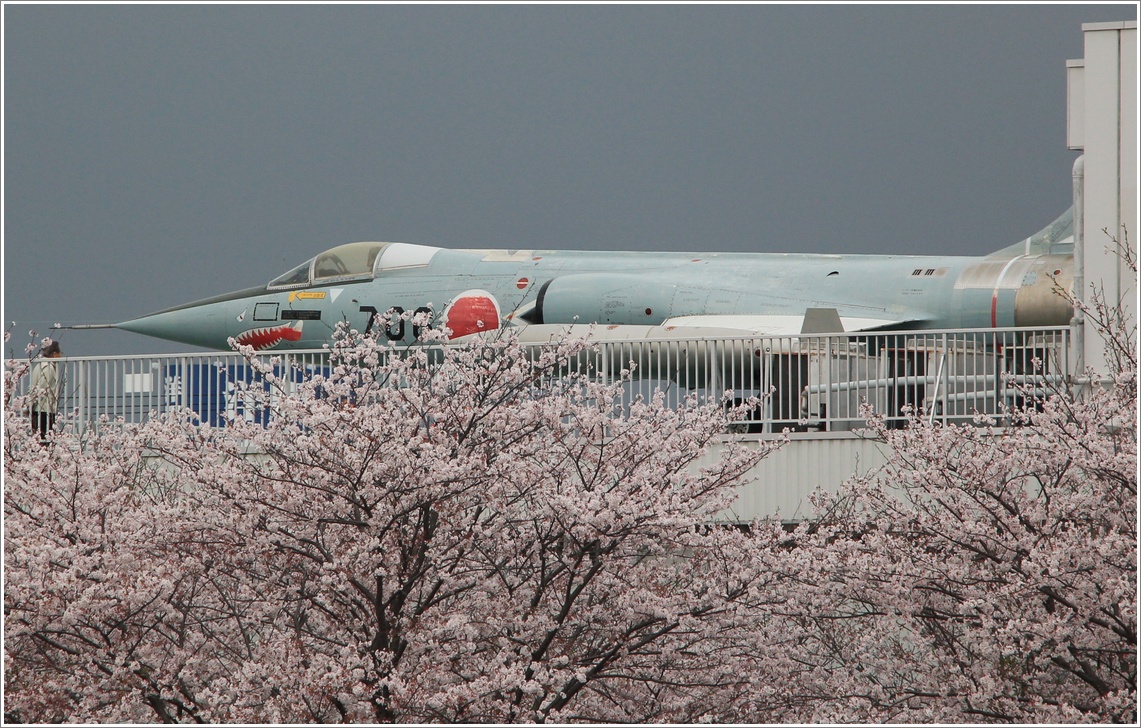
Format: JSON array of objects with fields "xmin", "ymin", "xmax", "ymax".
[
  {"xmin": 384, "ymin": 307, "xmax": 405, "ymax": 340},
  {"xmin": 358, "ymin": 306, "xmax": 379, "ymax": 335},
  {"xmin": 358, "ymin": 304, "xmax": 435, "ymax": 341}
]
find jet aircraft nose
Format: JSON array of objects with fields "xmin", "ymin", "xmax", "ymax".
[
  {"xmin": 116, "ymin": 285, "xmax": 272, "ymax": 350},
  {"xmin": 117, "ymin": 304, "xmax": 232, "ymax": 350}
]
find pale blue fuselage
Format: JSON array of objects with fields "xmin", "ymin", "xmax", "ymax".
[{"xmin": 115, "ymin": 219, "xmax": 1076, "ymax": 352}]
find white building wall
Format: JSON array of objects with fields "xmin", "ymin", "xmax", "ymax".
[
  {"xmin": 1068, "ymin": 22, "xmax": 1138, "ymax": 376},
  {"xmin": 707, "ymin": 433, "xmax": 889, "ymax": 523}
]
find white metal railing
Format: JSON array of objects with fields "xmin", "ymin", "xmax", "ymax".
[{"xmin": 6, "ymin": 327, "xmax": 1071, "ymax": 437}]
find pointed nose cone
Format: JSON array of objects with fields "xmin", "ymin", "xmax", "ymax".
[
  {"xmin": 117, "ymin": 305, "xmax": 231, "ymax": 350},
  {"xmin": 116, "ymin": 285, "xmax": 270, "ymax": 350}
]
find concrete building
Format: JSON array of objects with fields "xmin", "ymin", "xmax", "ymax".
[{"xmin": 1067, "ymin": 21, "xmax": 1138, "ymax": 378}]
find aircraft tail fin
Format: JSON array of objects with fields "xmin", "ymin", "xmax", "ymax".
[{"xmin": 987, "ymin": 207, "xmax": 1073, "ymax": 258}]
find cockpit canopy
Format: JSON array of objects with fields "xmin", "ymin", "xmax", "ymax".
[{"xmin": 268, "ymin": 242, "xmax": 441, "ymax": 289}]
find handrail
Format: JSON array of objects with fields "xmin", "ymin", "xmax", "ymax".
[{"xmin": 6, "ymin": 326, "xmax": 1071, "ymax": 436}]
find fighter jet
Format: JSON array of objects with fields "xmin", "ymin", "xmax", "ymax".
[{"xmin": 108, "ymin": 209, "xmax": 1075, "ymax": 352}]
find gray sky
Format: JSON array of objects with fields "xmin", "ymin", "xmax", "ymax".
[{"xmin": 3, "ymin": 3, "xmax": 1136, "ymax": 356}]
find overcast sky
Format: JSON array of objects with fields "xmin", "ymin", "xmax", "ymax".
[{"xmin": 3, "ymin": 4, "xmax": 1136, "ymax": 356}]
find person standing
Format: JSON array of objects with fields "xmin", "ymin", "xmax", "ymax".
[{"xmin": 29, "ymin": 341, "xmax": 63, "ymax": 441}]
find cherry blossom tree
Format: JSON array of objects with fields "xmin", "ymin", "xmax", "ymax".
[
  {"xmin": 5, "ymin": 233, "xmax": 1135, "ymax": 724},
  {"xmin": 3, "ymin": 354, "xmax": 268, "ymax": 722},
  {"xmin": 729, "ymin": 231, "xmax": 1137, "ymax": 723},
  {"xmin": 732, "ymin": 378, "xmax": 1135, "ymax": 723},
  {"xmin": 4, "ymin": 325, "xmax": 779, "ymax": 723}
]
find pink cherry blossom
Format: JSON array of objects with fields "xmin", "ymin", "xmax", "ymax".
[{"xmin": 4, "ymin": 241, "xmax": 1135, "ymax": 723}]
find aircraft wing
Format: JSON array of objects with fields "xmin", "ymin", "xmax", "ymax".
[
  {"xmin": 449, "ymin": 290, "xmax": 927, "ymax": 344},
  {"xmin": 660, "ymin": 312, "xmax": 917, "ymax": 336},
  {"xmin": 507, "ymin": 309, "xmax": 931, "ymax": 347}
]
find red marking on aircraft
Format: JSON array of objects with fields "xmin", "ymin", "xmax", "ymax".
[
  {"xmin": 444, "ymin": 291, "xmax": 500, "ymax": 339},
  {"xmin": 235, "ymin": 322, "xmax": 303, "ymax": 350},
  {"xmin": 516, "ymin": 277, "xmax": 529, "ymax": 289}
]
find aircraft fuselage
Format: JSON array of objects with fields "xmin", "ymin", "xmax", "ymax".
[{"xmin": 115, "ymin": 241, "xmax": 1074, "ymax": 352}]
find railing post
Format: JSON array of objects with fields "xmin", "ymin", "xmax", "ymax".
[
  {"xmin": 707, "ymin": 344, "xmax": 722, "ymax": 401},
  {"xmin": 1062, "ymin": 327, "xmax": 1072, "ymax": 396},
  {"xmin": 824, "ymin": 334, "xmax": 834, "ymax": 431},
  {"xmin": 940, "ymin": 331, "xmax": 948, "ymax": 426},
  {"xmin": 75, "ymin": 359, "xmax": 86, "ymax": 439},
  {"xmin": 179, "ymin": 356, "xmax": 189, "ymax": 413}
]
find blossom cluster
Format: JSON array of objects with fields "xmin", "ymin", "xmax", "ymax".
[{"xmin": 4, "ymin": 301, "xmax": 1135, "ymax": 722}]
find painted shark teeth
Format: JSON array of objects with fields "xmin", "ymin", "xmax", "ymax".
[{"xmin": 235, "ymin": 321, "xmax": 304, "ymax": 350}]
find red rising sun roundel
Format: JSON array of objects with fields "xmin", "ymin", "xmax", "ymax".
[{"xmin": 442, "ymin": 290, "xmax": 501, "ymax": 339}]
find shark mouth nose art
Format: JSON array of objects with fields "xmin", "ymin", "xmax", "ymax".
[{"xmin": 235, "ymin": 321, "xmax": 304, "ymax": 350}]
